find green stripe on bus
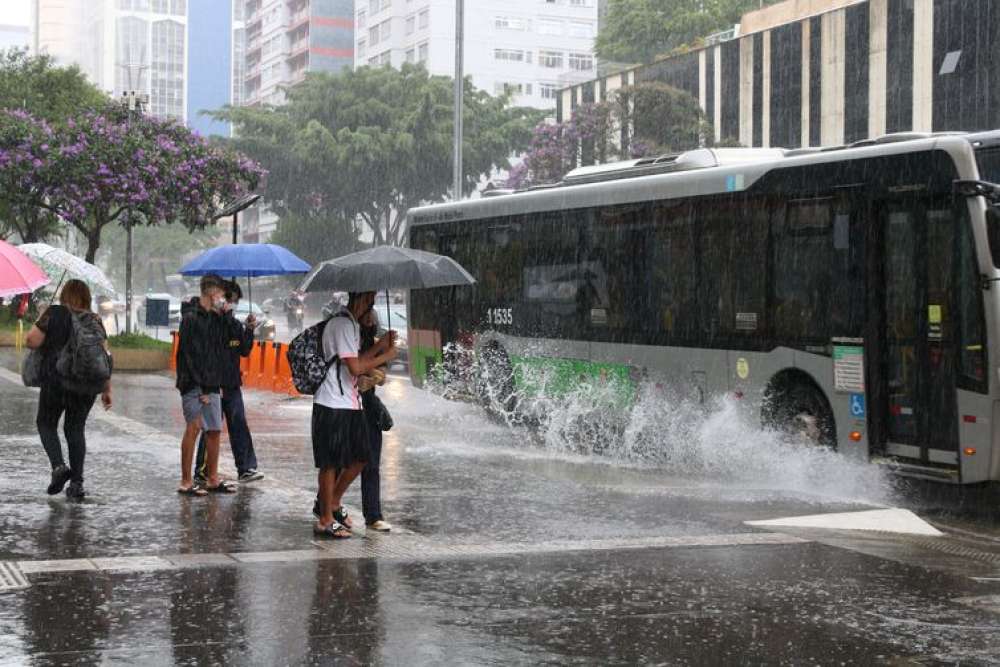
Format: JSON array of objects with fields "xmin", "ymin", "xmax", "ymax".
[
  {"xmin": 510, "ymin": 356, "xmax": 635, "ymax": 405},
  {"xmin": 411, "ymin": 344, "xmax": 443, "ymax": 383}
]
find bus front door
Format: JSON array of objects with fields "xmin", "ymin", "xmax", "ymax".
[{"xmin": 876, "ymin": 201, "xmax": 961, "ymax": 468}]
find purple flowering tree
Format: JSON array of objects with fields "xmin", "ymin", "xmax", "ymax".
[
  {"xmin": 47, "ymin": 105, "xmax": 264, "ymax": 262},
  {"xmin": 0, "ymin": 105, "xmax": 264, "ymax": 261},
  {"xmin": 0, "ymin": 109, "xmax": 62, "ymax": 242}
]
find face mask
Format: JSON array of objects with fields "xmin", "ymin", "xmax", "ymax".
[{"xmin": 213, "ymin": 297, "xmax": 226, "ymax": 312}]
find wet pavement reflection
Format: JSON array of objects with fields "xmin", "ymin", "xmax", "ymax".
[{"xmin": 1, "ymin": 349, "xmax": 1000, "ymax": 664}]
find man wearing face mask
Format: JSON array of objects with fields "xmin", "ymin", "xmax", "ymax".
[
  {"xmin": 193, "ymin": 280, "xmax": 263, "ymax": 485},
  {"xmin": 175, "ymin": 274, "xmax": 236, "ymax": 496}
]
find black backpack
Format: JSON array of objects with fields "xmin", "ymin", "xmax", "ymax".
[
  {"xmin": 287, "ymin": 312, "xmax": 349, "ymax": 395},
  {"xmin": 56, "ymin": 311, "xmax": 112, "ymax": 395}
]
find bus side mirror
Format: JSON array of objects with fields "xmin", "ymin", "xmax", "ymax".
[{"xmin": 955, "ymin": 179, "xmax": 1000, "ymax": 204}]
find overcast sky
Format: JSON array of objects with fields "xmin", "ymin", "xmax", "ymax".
[{"xmin": 0, "ymin": 0, "xmax": 30, "ymax": 27}]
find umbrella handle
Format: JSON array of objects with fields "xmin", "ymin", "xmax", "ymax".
[
  {"xmin": 385, "ymin": 289, "xmax": 391, "ymax": 332},
  {"xmin": 47, "ymin": 269, "xmax": 67, "ymax": 307}
]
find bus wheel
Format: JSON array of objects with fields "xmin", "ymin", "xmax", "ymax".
[
  {"xmin": 763, "ymin": 381, "xmax": 836, "ymax": 449},
  {"xmin": 476, "ymin": 344, "xmax": 517, "ymax": 417}
]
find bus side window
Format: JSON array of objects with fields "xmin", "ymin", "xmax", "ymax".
[
  {"xmin": 651, "ymin": 201, "xmax": 697, "ymax": 342},
  {"xmin": 771, "ymin": 199, "xmax": 833, "ymax": 344},
  {"xmin": 956, "ymin": 207, "xmax": 987, "ymax": 390}
]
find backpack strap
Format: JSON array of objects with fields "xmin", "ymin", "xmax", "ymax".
[{"xmin": 323, "ymin": 311, "xmax": 352, "ymax": 395}]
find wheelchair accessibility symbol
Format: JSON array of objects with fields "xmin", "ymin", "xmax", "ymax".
[{"xmin": 849, "ymin": 393, "xmax": 866, "ymax": 418}]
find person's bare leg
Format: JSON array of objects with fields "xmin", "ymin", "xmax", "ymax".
[
  {"xmin": 180, "ymin": 420, "xmax": 202, "ymax": 488},
  {"xmin": 317, "ymin": 467, "xmax": 337, "ymax": 526},
  {"xmin": 205, "ymin": 431, "xmax": 222, "ymax": 487},
  {"xmin": 330, "ymin": 461, "xmax": 366, "ymax": 510}
]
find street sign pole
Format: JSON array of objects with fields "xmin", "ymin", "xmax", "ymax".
[{"xmin": 453, "ymin": 0, "xmax": 464, "ymax": 201}]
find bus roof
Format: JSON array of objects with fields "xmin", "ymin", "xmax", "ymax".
[{"xmin": 409, "ymin": 131, "xmax": 1000, "ymax": 227}]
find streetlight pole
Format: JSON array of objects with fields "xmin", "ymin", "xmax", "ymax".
[
  {"xmin": 121, "ymin": 89, "xmax": 145, "ymax": 334},
  {"xmin": 452, "ymin": 0, "xmax": 464, "ymax": 200}
]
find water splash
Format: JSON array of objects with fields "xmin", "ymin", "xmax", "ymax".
[{"xmin": 428, "ymin": 347, "xmax": 896, "ymax": 505}]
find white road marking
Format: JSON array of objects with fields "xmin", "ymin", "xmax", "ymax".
[{"xmin": 745, "ymin": 508, "xmax": 944, "ymax": 536}]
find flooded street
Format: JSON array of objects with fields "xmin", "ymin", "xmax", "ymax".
[{"xmin": 2, "ymin": 351, "xmax": 1000, "ymax": 665}]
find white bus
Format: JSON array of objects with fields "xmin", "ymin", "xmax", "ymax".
[{"xmin": 407, "ymin": 132, "xmax": 1000, "ymax": 483}]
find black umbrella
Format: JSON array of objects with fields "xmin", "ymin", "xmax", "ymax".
[{"xmin": 298, "ymin": 245, "xmax": 476, "ymax": 329}]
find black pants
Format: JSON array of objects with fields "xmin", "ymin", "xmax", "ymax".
[
  {"xmin": 361, "ymin": 417, "xmax": 383, "ymax": 523},
  {"xmin": 195, "ymin": 386, "xmax": 257, "ymax": 478},
  {"xmin": 36, "ymin": 383, "xmax": 96, "ymax": 484}
]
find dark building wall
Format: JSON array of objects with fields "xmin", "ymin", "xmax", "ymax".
[
  {"xmin": 808, "ymin": 16, "xmax": 822, "ymax": 147},
  {"xmin": 720, "ymin": 40, "xmax": 740, "ymax": 142},
  {"xmin": 844, "ymin": 3, "xmax": 870, "ymax": 143},
  {"xmin": 932, "ymin": 0, "xmax": 1000, "ymax": 133},
  {"xmin": 752, "ymin": 33, "xmax": 763, "ymax": 147},
  {"xmin": 560, "ymin": 0, "xmax": 1000, "ymax": 149},
  {"xmin": 769, "ymin": 22, "xmax": 801, "ymax": 148},
  {"xmin": 886, "ymin": 0, "xmax": 914, "ymax": 133}
]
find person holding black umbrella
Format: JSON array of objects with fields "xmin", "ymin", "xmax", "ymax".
[{"xmin": 312, "ymin": 291, "xmax": 397, "ymax": 539}]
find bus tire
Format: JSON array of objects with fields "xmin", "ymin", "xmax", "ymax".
[
  {"xmin": 476, "ymin": 344, "xmax": 517, "ymax": 417},
  {"xmin": 762, "ymin": 377, "xmax": 836, "ymax": 449}
]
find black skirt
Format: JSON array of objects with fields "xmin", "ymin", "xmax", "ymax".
[{"xmin": 311, "ymin": 404, "xmax": 370, "ymax": 470}]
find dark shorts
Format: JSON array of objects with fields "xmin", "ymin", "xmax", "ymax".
[{"xmin": 311, "ymin": 404, "xmax": 370, "ymax": 470}]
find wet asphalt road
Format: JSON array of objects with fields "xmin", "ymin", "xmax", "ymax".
[{"xmin": 2, "ymin": 349, "xmax": 1000, "ymax": 665}]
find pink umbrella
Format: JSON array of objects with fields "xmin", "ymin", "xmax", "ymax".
[{"xmin": 0, "ymin": 239, "xmax": 50, "ymax": 298}]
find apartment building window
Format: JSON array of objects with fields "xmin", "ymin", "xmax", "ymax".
[
  {"xmin": 495, "ymin": 49, "xmax": 531, "ymax": 64},
  {"xmin": 172, "ymin": 0, "xmax": 185, "ymax": 14},
  {"xmin": 567, "ymin": 21, "xmax": 593, "ymax": 38},
  {"xmin": 119, "ymin": 0, "xmax": 150, "ymax": 9},
  {"xmin": 150, "ymin": 0, "xmax": 185, "ymax": 14},
  {"xmin": 539, "ymin": 50, "xmax": 563, "ymax": 68},
  {"xmin": 418, "ymin": 9, "xmax": 429, "ymax": 29},
  {"xmin": 406, "ymin": 15, "xmax": 415, "ymax": 34},
  {"xmin": 539, "ymin": 83, "xmax": 559, "ymax": 99},
  {"xmin": 380, "ymin": 51, "xmax": 391, "ymax": 65},
  {"xmin": 357, "ymin": 10, "xmax": 366, "ymax": 28},
  {"xmin": 369, "ymin": 26, "xmax": 379, "ymax": 44},
  {"xmin": 369, "ymin": 0, "xmax": 379, "ymax": 14},
  {"xmin": 538, "ymin": 19, "xmax": 562, "ymax": 35},
  {"xmin": 357, "ymin": 39, "xmax": 367, "ymax": 57},
  {"xmin": 494, "ymin": 16, "xmax": 528, "ymax": 31},
  {"xmin": 568, "ymin": 52, "xmax": 593, "ymax": 71},
  {"xmin": 494, "ymin": 82, "xmax": 531, "ymax": 96},
  {"xmin": 151, "ymin": 19, "xmax": 185, "ymax": 120},
  {"xmin": 383, "ymin": 0, "xmax": 392, "ymax": 9},
  {"xmin": 405, "ymin": 48, "xmax": 415, "ymax": 63},
  {"xmin": 369, "ymin": 55, "xmax": 379, "ymax": 65},
  {"xmin": 381, "ymin": 19, "xmax": 391, "ymax": 39},
  {"xmin": 418, "ymin": 41, "xmax": 428, "ymax": 62},
  {"xmin": 569, "ymin": 0, "xmax": 592, "ymax": 6}
]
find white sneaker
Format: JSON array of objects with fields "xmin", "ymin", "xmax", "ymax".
[
  {"xmin": 238, "ymin": 469, "xmax": 264, "ymax": 482},
  {"xmin": 367, "ymin": 520, "xmax": 392, "ymax": 532}
]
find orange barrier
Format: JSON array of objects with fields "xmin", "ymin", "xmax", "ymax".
[{"xmin": 170, "ymin": 334, "xmax": 300, "ymax": 397}]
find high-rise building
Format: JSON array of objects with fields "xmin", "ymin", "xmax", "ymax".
[
  {"xmin": 243, "ymin": 0, "xmax": 354, "ymax": 107},
  {"xmin": 33, "ymin": 0, "xmax": 245, "ymax": 135},
  {"xmin": 0, "ymin": 23, "xmax": 31, "ymax": 51},
  {"xmin": 354, "ymin": 0, "xmax": 599, "ymax": 110}
]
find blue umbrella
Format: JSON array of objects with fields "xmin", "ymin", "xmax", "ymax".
[{"xmin": 180, "ymin": 244, "xmax": 310, "ymax": 303}]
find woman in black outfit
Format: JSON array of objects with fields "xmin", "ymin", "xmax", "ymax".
[
  {"xmin": 359, "ymin": 308, "xmax": 392, "ymax": 532},
  {"xmin": 25, "ymin": 280, "xmax": 112, "ymax": 500}
]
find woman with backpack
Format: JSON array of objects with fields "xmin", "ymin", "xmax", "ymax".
[{"xmin": 25, "ymin": 279, "xmax": 113, "ymax": 501}]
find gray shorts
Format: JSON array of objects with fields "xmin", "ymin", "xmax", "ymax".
[{"xmin": 181, "ymin": 389, "xmax": 223, "ymax": 432}]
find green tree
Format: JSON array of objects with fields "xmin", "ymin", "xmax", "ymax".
[
  {"xmin": 595, "ymin": 0, "xmax": 782, "ymax": 64},
  {"xmin": 0, "ymin": 49, "xmax": 107, "ymax": 242},
  {"xmin": 615, "ymin": 82, "xmax": 711, "ymax": 155},
  {"xmin": 215, "ymin": 65, "xmax": 541, "ymax": 247}
]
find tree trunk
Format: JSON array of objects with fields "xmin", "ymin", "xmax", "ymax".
[{"xmin": 84, "ymin": 232, "xmax": 101, "ymax": 264}]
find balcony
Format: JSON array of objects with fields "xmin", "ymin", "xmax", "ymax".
[
  {"xmin": 287, "ymin": 9, "xmax": 310, "ymax": 31},
  {"xmin": 288, "ymin": 36, "xmax": 309, "ymax": 58}
]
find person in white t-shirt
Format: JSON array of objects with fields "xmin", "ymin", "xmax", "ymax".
[{"xmin": 312, "ymin": 291, "xmax": 397, "ymax": 539}]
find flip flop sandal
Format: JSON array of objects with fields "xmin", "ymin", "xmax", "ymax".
[
  {"xmin": 313, "ymin": 521, "xmax": 351, "ymax": 539},
  {"xmin": 206, "ymin": 481, "xmax": 237, "ymax": 494},
  {"xmin": 177, "ymin": 485, "xmax": 207, "ymax": 497},
  {"xmin": 333, "ymin": 507, "xmax": 352, "ymax": 529}
]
